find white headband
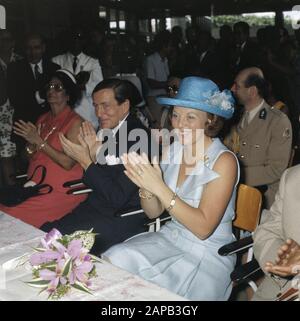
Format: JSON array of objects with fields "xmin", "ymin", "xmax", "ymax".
[{"xmin": 56, "ymin": 69, "xmax": 77, "ymax": 84}]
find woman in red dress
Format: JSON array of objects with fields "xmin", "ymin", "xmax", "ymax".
[{"xmin": 0, "ymin": 69, "xmax": 87, "ymax": 227}]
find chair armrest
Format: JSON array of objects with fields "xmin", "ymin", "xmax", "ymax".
[
  {"xmin": 218, "ymin": 236, "xmax": 253, "ymax": 256},
  {"xmin": 144, "ymin": 215, "xmax": 171, "ymax": 228},
  {"xmin": 66, "ymin": 187, "xmax": 93, "ymax": 195},
  {"xmin": 63, "ymin": 179, "xmax": 84, "ymax": 188},
  {"xmin": 230, "ymin": 259, "xmax": 262, "ymax": 284},
  {"xmin": 16, "ymin": 174, "xmax": 28, "ymax": 179},
  {"xmin": 115, "ymin": 208, "xmax": 145, "ymax": 217}
]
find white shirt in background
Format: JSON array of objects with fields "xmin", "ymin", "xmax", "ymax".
[{"xmin": 145, "ymin": 52, "xmax": 169, "ymax": 97}]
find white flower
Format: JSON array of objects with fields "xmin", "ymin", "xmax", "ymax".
[
  {"xmin": 201, "ymin": 90, "xmax": 214, "ymax": 99},
  {"xmin": 105, "ymin": 154, "xmax": 121, "ymax": 165},
  {"xmin": 207, "ymin": 91, "xmax": 234, "ymax": 111}
]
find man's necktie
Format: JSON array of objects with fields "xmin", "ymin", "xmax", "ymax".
[
  {"xmin": 242, "ymin": 111, "xmax": 250, "ymax": 129},
  {"xmin": 34, "ymin": 64, "xmax": 41, "ymax": 81},
  {"xmin": 235, "ymin": 45, "xmax": 242, "ymax": 66},
  {"xmin": 73, "ymin": 56, "xmax": 78, "ymax": 73}
]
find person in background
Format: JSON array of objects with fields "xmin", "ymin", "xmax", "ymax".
[
  {"xmin": 216, "ymin": 25, "xmax": 235, "ymax": 89},
  {"xmin": 52, "ymin": 26, "xmax": 103, "ymax": 129},
  {"xmin": 184, "ymin": 26, "xmax": 199, "ymax": 75},
  {"xmin": 232, "ymin": 22, "xmax": 260, "ymax": 72},
  {"xmin": 0, "ymin": 30, "xmax": 20, "ymax": 186},
  {"xmin": 225, "ymin": 67, "xmax": 292, "ymax": 209},
  {"xmin": 8, "ymin": 33, "xmax": 60, "ymax": 125},
  {"xmin": 7, "ymin": 33, "xmax": 60, "ymax": 171},
  {"xmin": 168, "ymin": 26, "xmax": 185, "ymax": 78},
  {"xmin": 195, "ymin": 30, "xmax": 221, "ymax": 84},
  {"xmin": 268, "ymin": 40, "xmax": 300, "ymax": 143},
  {"xmin": 85, "ymin": 21, "xmax": 106, "ymax": 61},
  {"xmin": 266, "ymin": 81, "xmax": 289, "ymax": 117},
  {"xmin": 144, "ymin": 30, "xmax": 174, "ymax": 127},
  {"xmin": 0, "ymin": 69, "xmax": 86, "ymax": 228}
]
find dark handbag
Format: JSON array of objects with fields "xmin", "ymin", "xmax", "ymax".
[{"xmin": 0, "ymin": 165, "xmax": 53, "ymax": 207}]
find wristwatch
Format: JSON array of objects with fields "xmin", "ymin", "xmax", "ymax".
[{"xmin": 166, "ymin": 193, "xmax": 177, "ymax": 212}]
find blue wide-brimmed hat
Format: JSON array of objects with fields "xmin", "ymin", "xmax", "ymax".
[{"xmin": 157, "ymin": 77, "xmax": 235, "ymax": 119}]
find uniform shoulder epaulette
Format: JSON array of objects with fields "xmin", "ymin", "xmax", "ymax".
[{"xmin": 269, "ymin": 106, "xmax": 287, "ymax": 118}]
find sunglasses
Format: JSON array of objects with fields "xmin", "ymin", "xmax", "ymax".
[
  {"xmin": 46, "ymin": 83, "xmax": 64, "ymax": 92},
  {"xmin": 167, "ymin": 85, "xmax": 178, "ymax": 95}
]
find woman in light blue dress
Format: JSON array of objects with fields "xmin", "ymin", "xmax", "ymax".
[{"xmin": 103, "ymin": 77, "xmax": 239, "ymax": 300}]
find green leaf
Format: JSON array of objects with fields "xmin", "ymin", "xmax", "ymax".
[
  {"xmin": 89, "ymin": 266, "xmax": 98, "ymax": 279},
  {"xmin": 58, "ymin": 237, "xmax": 69, "ymax": 247},
  {"xmin": 62, "ymin": 257, "xmax": 73, "ymax": 277},
  {"xmin": 25, "ymin": 278, "xmax": 51, "ymax": 288},
  {"xmin": 33, "ymin": 247, "xmax": 47, "ymax": 252},
  {"xmin": 41, "ymin": 262, "xmax": 57, "ymax": 269},
  {"xmin": 48, "ymin": 292, "xmax": 54, "ymax": 300},
  {"xmin": 38, "ymin": 286, "xmax": 49, "ymax": 295},
  {"xmin": 72, "ymin": 281, "xmax": 93, "ymax": 295},
  {"xmin": 90, "ymin": 254, "xmax": 102, "ymax": 263}
]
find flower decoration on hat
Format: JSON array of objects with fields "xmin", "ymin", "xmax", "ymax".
[
  {"xmin": 207, "ymin": 89, "xmax": 235, "ymax": 115},
  {"xmin": 156, "ymin": 77, "xmax": 236, "ymax": 119}
]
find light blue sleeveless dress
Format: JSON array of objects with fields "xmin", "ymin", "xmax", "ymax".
[{"xmin": 104, "ymin": 138, "xmax": 240, "ymax": 300}]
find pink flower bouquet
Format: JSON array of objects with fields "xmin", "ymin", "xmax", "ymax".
[{"xmin": 26, "ymin": 228, "xmax": 101, "ymax": 299}]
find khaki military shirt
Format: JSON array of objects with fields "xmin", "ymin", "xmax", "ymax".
[{"xmin": 225, "ymin": 102, "xmax": 292, "ymax": 208}]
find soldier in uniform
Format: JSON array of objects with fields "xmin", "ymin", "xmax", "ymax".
[{"xmin": 225, "ymin": 67, "xmax": 292, "ymax": 208}]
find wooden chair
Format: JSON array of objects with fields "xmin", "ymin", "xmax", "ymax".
[
  {"xmin": 234, "ymin": 184, "xmax": 262, "ymax": 233},
  {"xmin": 219, "ymin": 184, "xmax": 262, "ymax": 254},
  {"xmin": 219, "ymin": 184, "xmax": 263, "ymax": 293}
]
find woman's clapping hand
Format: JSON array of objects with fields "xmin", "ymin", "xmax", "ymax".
[
  {"xmin": 13, "ymin": 120, "xmax": 42, "ymax": 146},
  {"xmin": 121, "ymin": 152, "xmax": 163, "ymax": 195}
]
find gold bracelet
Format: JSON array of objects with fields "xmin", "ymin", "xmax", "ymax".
[
  {"xmin": 38, "ymin": 141, "xmax": 47, "ymax": 150},
  {"xmin": 166, "ymin": 192, "xmax": 177, "ymax": 212},
  {"xmin": 26, "ymin": 145, "xmax": 35, "ymax": 154},
  {"xmin": 139, "ymin": 188, "xmax": 154, "ymax": 200}
]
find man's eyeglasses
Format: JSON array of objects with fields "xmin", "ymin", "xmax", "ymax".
[{"xmin": 46, "ymin": 84, "xmax": 64, "ymax": 92}]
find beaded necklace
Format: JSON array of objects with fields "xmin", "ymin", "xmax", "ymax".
[
  {"xmin": 40, "ymin": 108, "xmax": 72, "ymax": 142},
  {"xmin": 26, "ymin": 108, "xmax": 72, "ymax": 155},
  {"xmin": 41, "ymin": 125, "xmax": 57, "ymax": 141}
]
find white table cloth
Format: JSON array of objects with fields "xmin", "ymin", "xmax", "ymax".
[{"xmin": 0, "ymin": 212, "xmax": 186, "ymax": 301}]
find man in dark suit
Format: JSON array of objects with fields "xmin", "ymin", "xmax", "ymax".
[
  {"xmin": 7, "ymin": 33, "xmax": 60, "ymax": 160},
  {"xmin": 184, "ymin": 26, "xmax": 199, "ymax": 75},
  {"xmin": 8, "ymin": 33, "xmax": 60, "ymax": 123},
  {"xmin": 233, "ymin": 22, "xmax": 260, "ymax": 73},
  {"xmin": 41, "ymin": 79, "xmax": 157, "ymax": 254},
  {"xmin": 195, "ymin": 30, "xmax": 222, "ymax": 85}
]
